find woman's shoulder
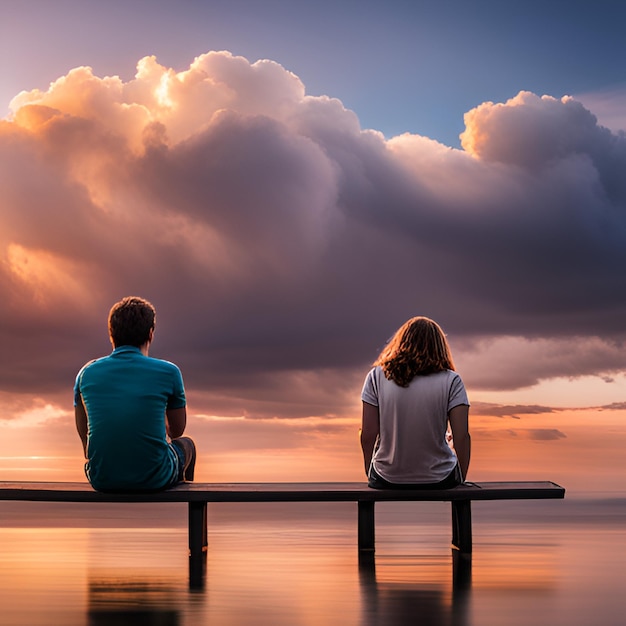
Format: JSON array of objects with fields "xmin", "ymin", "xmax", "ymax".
[
  {"xmin": 427, "ymin": 369, "xmax": 465, "ymax": 387},
  {"xmin": 364, "ymin": 365, "xmax": 384, "ymax": 379},
  {"xmin": 429, "ymin": 368, "xmax": 462, "ymax": 378}
]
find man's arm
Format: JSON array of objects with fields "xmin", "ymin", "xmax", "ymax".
[
  {"xmin": 75, "ymin": 397, "xmax": 88, "ymax": 458},
  {"xmin": 360, "ymin": 401, "xmax": 380, "ymax": 477},
  {"xmin": 166, "ymin": 407, "xmax": 187, "ymax": 439},
  {"xmin": 449, "ymin": 404, "xmax": 471, "ymax": 481}
]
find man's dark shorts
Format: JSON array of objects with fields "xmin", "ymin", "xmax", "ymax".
[{"xmin": 170, "ymin": 436, "xmax": 196, "ymax": 484}]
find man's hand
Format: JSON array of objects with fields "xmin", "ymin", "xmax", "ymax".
[
  {"xmin": 166, "ymin": 407, "xmax": 187, "ymax": 439},
  {"xmin": 75, "ymin": 398, "xmax": 89, "ymax": 458}
]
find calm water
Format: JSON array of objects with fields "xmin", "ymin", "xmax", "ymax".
[{"xmin": 0, "ymin": 494, "xmax": 624, "ymax": 625}]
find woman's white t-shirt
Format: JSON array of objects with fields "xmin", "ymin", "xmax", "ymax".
[{"xmin": 361, "ymin": 366, "xmax": 469, "ymax": 484}]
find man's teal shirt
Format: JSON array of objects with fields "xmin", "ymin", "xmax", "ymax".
[{"xmin": 74, "ymin": 345, "xmax": 186, "ymax": 491}]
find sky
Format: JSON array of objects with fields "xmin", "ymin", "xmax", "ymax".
[{"xmin": 1, "ymin": 0, "xmax": 626, "ymax": 491}]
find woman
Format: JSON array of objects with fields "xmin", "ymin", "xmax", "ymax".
[{"xmin": 360, "ymin": 316, "xmax": 470, "ymax": 489}]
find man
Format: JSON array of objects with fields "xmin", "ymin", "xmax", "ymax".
[{"xmin": 74, "ymin": 296, "xmax": 196, "ymax": 491}]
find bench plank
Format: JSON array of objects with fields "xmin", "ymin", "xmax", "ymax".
[{"xmin": 0, "ymin": 481, "xmax": 565, "ymax": 502}]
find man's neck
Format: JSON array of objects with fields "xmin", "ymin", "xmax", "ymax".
[{"xmin": 111, "ymin": 342, "xmax": 151, "ymax": 356}]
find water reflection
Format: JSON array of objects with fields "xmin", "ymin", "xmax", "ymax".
[
  {"xmin": 0, "ymin": 499, "xmax": 624, "ymax": 625},
  {"xmin": 88, "ymin": 576, "xmax": 181, "ymax": 626},
  {"xmin": 359, "ymin": 551, "xmax": 471, "ymax": 626},
  {"xmin": 189, "ymin": 553, "xmax": 206, "ymax": 590}
]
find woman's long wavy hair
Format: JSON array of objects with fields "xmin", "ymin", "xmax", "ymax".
[{"xmin": 374, "ymin": 316, "xmax": 455, "ymax": 387}]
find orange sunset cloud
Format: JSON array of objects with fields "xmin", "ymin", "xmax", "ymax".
[{"xmin": 2, "ymin": 51, "xmax": 626, "ymax": 490}]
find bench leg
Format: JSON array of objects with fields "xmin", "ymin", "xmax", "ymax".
[
  {"xmin": 188, "ymin": 501, "xmax": 208, "ymax": 557},
  {"xmin": 451, "ymin": 500, "xmax": 472, "ymax": 553},
  {"xmin": 188, "ymin": 501, "xmax": 207, "ymax": 589},
  {"xmin": 358, "ymin": 500, "xmax": 375, "ymax": 559}
]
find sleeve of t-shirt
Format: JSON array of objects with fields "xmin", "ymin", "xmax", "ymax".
[
  {"xmin": 167, "ymin": 364, "xmax": 187, "ymax": 409},
  {"xmin": 73, "ymin": 372, "xmax": 82, "ymax": 407},
  {"xmin": 73, "ymin": 364, "xmax": 88, "ymax": 407},
  {"xmin": 73, "ymin": 359, "xmax": 98, "ymax": 406},
  {"xmin": 361, "ymin": 367, "xmax": 379, "ymax": 406},
  {"xmin": 448, "ymin": 373, "xmax": 469, "ymax": 411}
]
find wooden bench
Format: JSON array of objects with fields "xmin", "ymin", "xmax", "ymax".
[{"xmin": 0, "ymin": 481, "xmax": 564, "ymax": 561}]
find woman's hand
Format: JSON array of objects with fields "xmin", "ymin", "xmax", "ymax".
[
  {"xmin": 360, "ymin": 402, "xmax": 380, "ymax": 476},
  {"xmin": 449, "ymin": 404, "xmax": 471, "ymax": 481}
]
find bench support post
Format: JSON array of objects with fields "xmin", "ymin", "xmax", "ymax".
[
  {"xmin": 188, "ymin": 501, "xmax": 208, "ymax": 557},
  {"xmin": 451, "ymin": 499, "xmax": 472, "ymax": 553},
  {"xmin": 188, "ymin": 501, "xmax": 208, "ymax": 589},
  {"xmin": 358, "ymin": 500, "xmax": 375, "ymax": 557}
]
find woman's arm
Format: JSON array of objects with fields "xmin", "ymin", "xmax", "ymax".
[
  {"xmin": 449, "ymin": 404, "xmax": 471, "ymax": 481},
  {"xmin": 360, "ymin": 401, "xmax": 380, "ymax": 476}
]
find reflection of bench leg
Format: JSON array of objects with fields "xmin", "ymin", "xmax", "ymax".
[
  {"xmin": 188, "ymin": 501, "xmax": 207, "ymax": 589},
  {"xmin": 358, "ymin": 500, "xmax": 375, "ymax": 562},
  {"xmin": 451, "ymin": 500, "xmax": 472, "ymax": 553},
  {"xmin": 452, "ymin": 550, "xmax": 472, "ymax": 591}
]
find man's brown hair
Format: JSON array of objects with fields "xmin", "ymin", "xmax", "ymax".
[{"xmin": 108, "ymin": 296, "xmax": 156, "ymax": 348}]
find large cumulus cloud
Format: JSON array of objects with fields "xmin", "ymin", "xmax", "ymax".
[{"xmin": 2, "ymin": 52, "xmax": 626, "ymax": 416}]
